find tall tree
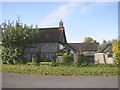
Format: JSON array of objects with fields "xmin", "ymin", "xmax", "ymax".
[{"xmin": 1, "ymin": 19, "xmax": 37, "ymax": 64}]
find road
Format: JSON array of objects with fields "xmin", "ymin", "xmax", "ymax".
[{"xmin": 2, "ymin": 72, "xmax": 118, "ymax": 88}]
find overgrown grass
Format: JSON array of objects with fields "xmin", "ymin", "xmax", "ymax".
[{"xmin": 2, "ymin": 64, "xmax": 118, "ymax": 76}]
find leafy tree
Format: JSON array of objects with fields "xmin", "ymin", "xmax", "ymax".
[
  {"xmin": 2, "ymin": 20, "xmax": 36, "ymax": 47},
  {"xmin": 84, "ymin": 37, "xmax": 94, "ymax": 43},
  {"xmin": 1, "ymin": 19, "xmax": 37, "ymax": 64},
  {"xmin": 112, "ymin": 40, "xmax": 120, "ymax": 64}
]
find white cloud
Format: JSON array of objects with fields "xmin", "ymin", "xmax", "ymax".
[
  {"xmin": 39, "ymin": 2, "xmax": 105, "ymax": 27},
  {"xmin": 39, "ymin": 2, "xmax": 79, "ymax": 27}
]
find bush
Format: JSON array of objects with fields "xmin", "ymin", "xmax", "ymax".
[
  {"xmin": 2, "ymin": 46, "xmax": 23, "ymax": 64},
  {"xmin": 31, "ymin": 54, "xmax": 39, "ymax": 65},
  {"xmin": 51, "ymin": 54, "xmax": 58, "ymax": 66},
  {"xmin": 61, "ymin": 52, "xmax": 73, "ymax": 65},
  {"xmin": 75, "ymin": 50, "xmax": 88, "ymax": 66},
  {"xmin": 112, "ymin": 40, "xmax": 120, "ymax": 64}
]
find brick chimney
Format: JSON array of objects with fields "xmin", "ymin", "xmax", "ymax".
[{"xmin": 59, "ymin": 20, "xmax": 63, "ymax": 28}]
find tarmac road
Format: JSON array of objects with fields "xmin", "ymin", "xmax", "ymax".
[{"xmin": 2, "ymin": 72, "xmax": 118, "ymax": 88}]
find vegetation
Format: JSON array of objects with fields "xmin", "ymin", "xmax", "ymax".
[
  {"xmin": 2, "ymin": 64, "xmax": 118, "ymax": 76},
  {"xmin": 60, "ymin": 48, "xmax": 73, "ymax": 65},
  {"xmin": 1, "ymin": 19, "xmax": 118, "ymax": 76},
  {"xmin": 51, "ymin": 53, "xmax": 57, "ymax": 66},
  {"xmin": 84, "ymin": 37, "xmax": 94, "ymax": 43},
  {"xmin": 1, "ymin": 19, "xmax": 90, "ymax": 67},
  {"xmin": 1, "ymin": 19, "xmax": 37, "ymax": 64},
  {"xmin": 75, "ymin": 49, "xmax": 88, "ymax": 66},
  {"xmin": 112, "ymin": 40, "xmax": 120, "ymax": 64}
]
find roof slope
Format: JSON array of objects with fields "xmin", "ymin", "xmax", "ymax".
[
  {"xmin": 35, "ymin": 27, "xmax": 67, "ymax": 43},
  {"xmin": 98, "ymin": 43, "xmax": 112, "ymax": 55},
  {"xmin": 68, "ymin": 43, "xmax": 99, "ymax": 52}
]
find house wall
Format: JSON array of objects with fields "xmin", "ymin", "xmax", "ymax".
[
  {"xmin": 39, "ymin": 42, "xmax": 59, "ymax": 61},
  {"xmin": 94, "ymin": 53, "xmax": 114, "ymax": 64},
  {"xmin": 40, "ymin": 42, "xmax": 58, "ymax": 52},
  {"xmin": 83, "ymin": 51, "xmax": 95, "ymax": 63},
  {"xmin": 24, "ymin": 42, "xmax": 59, "ymax": 62}
]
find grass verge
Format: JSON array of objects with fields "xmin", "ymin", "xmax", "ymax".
[{"xmin": 2, "ymin": 64, "xmax": 118, "ymax": 76}]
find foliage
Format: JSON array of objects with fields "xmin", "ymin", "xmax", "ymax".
[
  {"xmin": 31, "ymin": 54, "xmax": 38, "ymax": 65},
  {"xmin": 51, "ymin": 53, "xmax": 57, "ymax": 66},
  {"xmin": 75, "ymin": 49, "xmax": 88, "ymax": 66},
  {"xmin": 0, "ymin": 45, "xmax": 2, "ymax": 61},
  {"xmin": 2, "ymin": 64, "xmax": 118, "ymax": 76},
  {"xmin": 84, "ymin": 37, "xmax": 94, "ymax": 43},
  {"xmin": 60, "ymin": 48, "xmax": 73, "ymax": 65},
  {"xmin": 2, "ymin": 46, "xmax": 23, "ymax": 64},
  {"xmin": 112, "ymin": 40, "xmax": 120, "ymax": 64},
  {"xmin": 2, "ymin": 20, "xmax": 36, "ymax": 47},
  {"xmin": 1, "ymin": 19, "xmax": 37, "ymax": 64}
]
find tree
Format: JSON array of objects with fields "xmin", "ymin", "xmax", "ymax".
[
  {"xmin": 2, "ymin": 21, "xmax": 36, "ymax": 47},
  {"xmin": 84, "ymin": 37, "xmax": 94, "ymax": 43},
  {"xmin": 112, "ymin": 40, "xmax": 120, "ymax": 64},
  {"xmin": 1, "ymin": 19, "xmax": 37, "ymax": 64},
  {"xmin": 103, "ymin": 40, "xmax": 107, "ymax": 43}
]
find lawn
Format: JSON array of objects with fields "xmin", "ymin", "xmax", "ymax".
[{"xmin": 2, "ymin": 64, "xmax": 118, "ymax": 76}]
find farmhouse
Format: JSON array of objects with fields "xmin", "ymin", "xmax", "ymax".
[
  {"xmin": 24, "ymin": 20, "xmax": 113, "ymax": 63},
  {"xmin": 24, "ymin": 20, "xmax": 75, "ymax": 62}
]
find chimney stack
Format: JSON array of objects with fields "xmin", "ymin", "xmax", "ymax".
[{"xmin": 59, "ymin": 20, "xmax": 63, "ymax": 28}]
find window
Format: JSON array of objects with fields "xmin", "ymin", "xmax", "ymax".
[{"xmin": 59, "ymin": 44, "xmax": 64, "ymax": 50}]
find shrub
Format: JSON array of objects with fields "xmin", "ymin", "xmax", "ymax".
[
  {"xmin": 112, "ymin": 40, "xmax": 120, "ymax": 64},
  {"xmin": 75, "ymin": 50, "xmax": 88, "ymax": 66},
  {"xmin": 2, "ymin": 46, "xmax": 23, "ymax": 64},
  {"xmin": 51, "ymin": 54, "xmax": 58, "ymax": 66},
  {"xmin": 31, "ymin": 54, "xmax": 38, "ymax": 65},
  {"xmin": 60, "ymin": 52, "xmax": 73, "ymax": 65}
]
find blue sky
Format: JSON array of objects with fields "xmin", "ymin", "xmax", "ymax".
[{"xmin": 2, "ymin": 2, "xmax": 118, "ymax": 43}]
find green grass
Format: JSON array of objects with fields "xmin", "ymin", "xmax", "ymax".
[
  {"xmin": 0, "ymin": 45, "xmax": 2, "ymax": 71},
  {"xmin": 2, "ymin": 64, "xmax": 118, "ymax": 76}
]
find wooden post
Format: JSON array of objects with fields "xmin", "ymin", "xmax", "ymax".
[{"xmin": 103, "ymin": 54, "xmax": 106, "ymax": 64}]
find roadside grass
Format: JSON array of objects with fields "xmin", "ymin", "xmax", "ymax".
[
  {"xmin": 2, "ymin": 64, "xmax": 118, "ymax": 76},
  {"xmin": 0, "ymin": 45, "xmax": 2, "ymax": 71}
]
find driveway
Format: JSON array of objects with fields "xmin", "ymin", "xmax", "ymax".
[{"xmin": 2, "ymin": 72, "xmax": 118, "ymax": 88}]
